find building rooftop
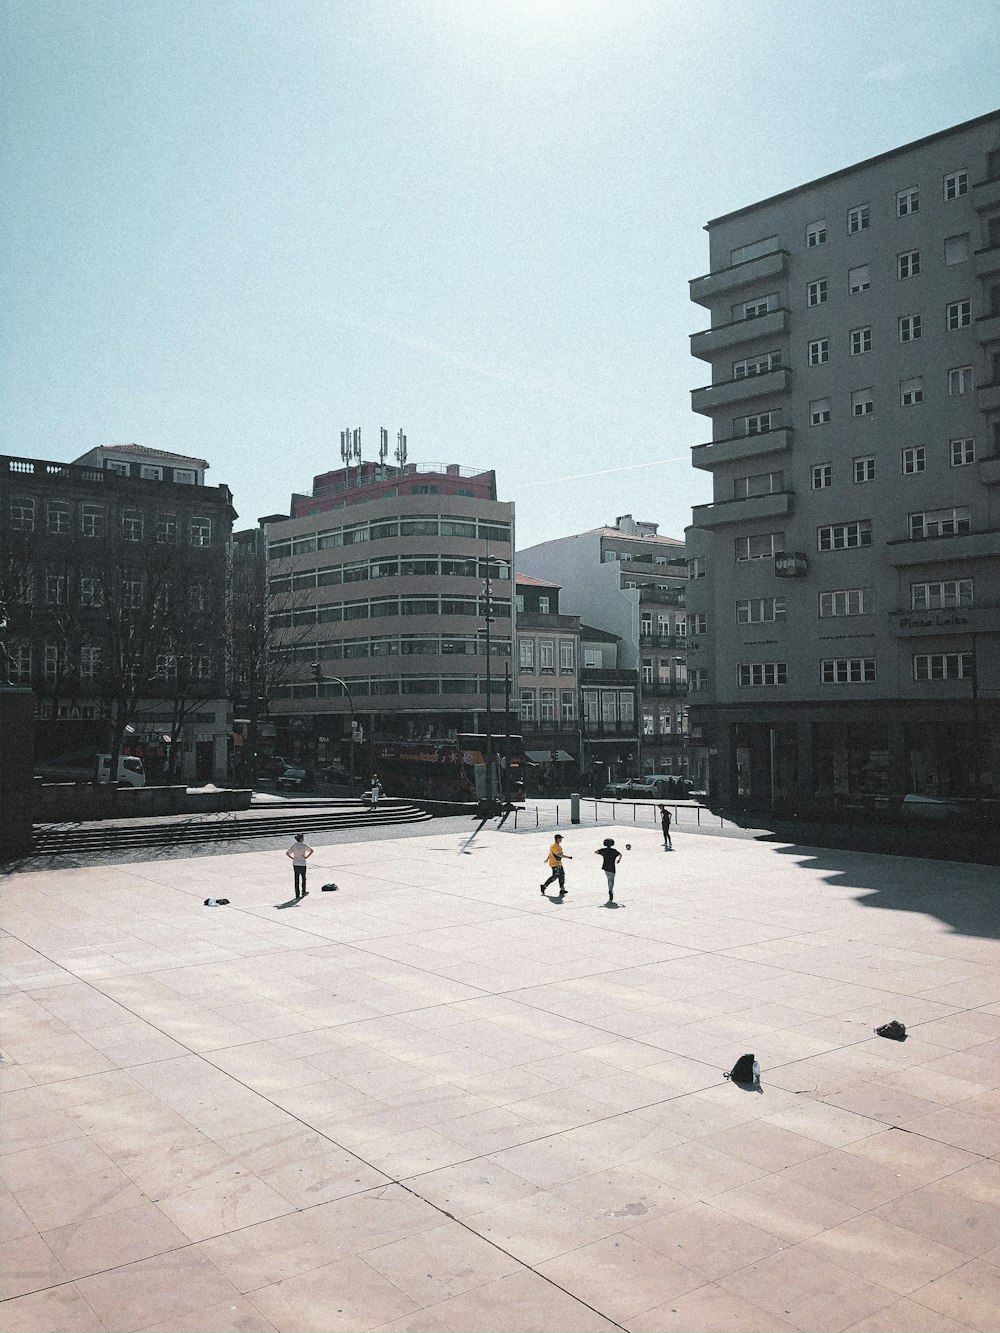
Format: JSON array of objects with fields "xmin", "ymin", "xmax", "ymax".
[
  {"xmin": 706, "ymin": 107, "xmax": 1000, "ymax": 228},
  {"xmin": 580, "ymin": 623, "xmax": 621, "ymax": 643},
  {"xmin": 73, "ymin": 443, "xmax": 210, "ymax": 469},
  {"xmin": 515, "ymin": 573, "xmax": 561, "ymax": 588},
  {"xmin": 591, "ymin": 527, "xmax": 685, "ymax": 547}
]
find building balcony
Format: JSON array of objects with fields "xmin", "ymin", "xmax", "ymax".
[
  {"xmin": 974, "ymin": 243, "xmax": 1000, "ymax": 279},
  {"xmin": 972, "ymin": 174, "xmax": 1000, "ymax": 212},
  {"xmin": 642, "ymin": 732, "xmax": 687, "ymax": 746},
  {"xmin": 581, "ymin": 721, "xmax": 640, "ymax": 738},
  {"xmin": 975, "ymin": 312, "xmax": 1000, "ymax": 346},
  {"xmin": 520, "ymin": 719, "xmax": 581, "ymax": 736},
  {"xmin": 689, "ymin": 249, "xmax": 789, "ymax": 308},
  {"xmin": 639, "ymin": 633, "xmax": 684, "ymax": 648},
  {"xmin": 978, "ymin": 455, "xmax": 1000, "ymax": 486},
  {"xmin": 691, "ymin": 426, "xmax": 793, "ymax": 471},
  {"xmin": 691, "ymin": 490, "xmax": 792, "ymax": 529},
  {"xmin": 580, "ymin": 668, "xmax": 638, "ymax": 687},
  {"xmin": 886, "ymin": 527, "xmax": 1000, "ymax": 566},
  {"xmin": 638, "ymin": 587, "xmax": 687, "ymax": 607},
  {"xmin": 689, "ymin": 308, "xmax": 791, "ymax": 361},
  {"xmin": 516, "ymin": 611, "xmax": 580, "ymax": 631},
  {"xmin": 691, "ymin": 367, "xmax": 791, "ymax": 417},
  {"xmin": 640, "ymin": 682, "xmax": 688, "ymax": 698},
  {"xmin": 977, "ymin": 380, "xmax": 1000, "ymax": 414}
]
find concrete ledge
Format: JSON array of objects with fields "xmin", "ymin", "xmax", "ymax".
[{"xmin": 33, "ymin": 784, "xmax": 253, "ymax": 822}]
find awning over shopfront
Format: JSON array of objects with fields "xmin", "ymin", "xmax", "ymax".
[{"xmin": 526, "ymin": 749, "xmax": 575, "ymax": 763}]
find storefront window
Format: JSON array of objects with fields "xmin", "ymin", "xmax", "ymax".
[{"xmin": 813, "ymin": 722, "xmax": 890, "ymax": 796}]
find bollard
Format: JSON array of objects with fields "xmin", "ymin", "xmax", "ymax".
[
  {"xmin": 571, "ymin": 793, "xmax": 580, "ymax": 825},
  {"xmin": 556, "ymin": 805, "xmax": 560, "ymax": 826},
  {"xmin": 535, "ymin": 807, "xmax": 539, "ymax": 827},
  {"xmin": 697, "ymin": 805, "xmax": 701, "ymax": 826},
  {"xmin": 514, "ymin": 808, "xmax": 519, "ymax": 829}
]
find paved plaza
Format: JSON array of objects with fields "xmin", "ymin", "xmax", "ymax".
[{"xmin": 2, "ymin": 817, "xmax": 999, "ymax": 1333}]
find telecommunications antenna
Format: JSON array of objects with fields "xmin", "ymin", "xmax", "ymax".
[
  {"xmin": 352, "ymin": 428, "xmax": 362, "ymax": 464},
  {"xmin": 395, "ymin": 429, "xmax": 407, "ymax": 467},
  {"xmin": 379, "ymin": 427, "xmax": 388, "ymax": 466},
  {"xmin": 340, "ymin": 429, "xmax": 350, "ymax": 467}
]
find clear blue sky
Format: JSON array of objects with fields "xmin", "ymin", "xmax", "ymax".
[{"xmin": 3, "ymin": 0, "xmax": 998, "ymax": 547}]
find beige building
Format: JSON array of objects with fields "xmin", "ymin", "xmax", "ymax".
[
  {"xmin": 685, "ymin": 110, "xmax": 1000, "ymax": 810},
  {"xmin": 263, "ymin": 461, "xmax": 514, "ymax": 765}
]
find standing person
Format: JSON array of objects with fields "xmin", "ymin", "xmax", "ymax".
[
  {"xmin": 595, "ymin": 837, "xmax": 622, "ymax": 902},
  {"xmin": 369, "ymin": 774, "xmax": 382, "ymax": 809},
  {"xmin": 540, "ymin": 834, "xmax": 571, "ymax": 897},
  {"xmin": 286, "ymin": 833, "xmax": 313, "ymax": 898},
  {"xmin": 659, "ymin": 803, "xmax": 673, "ymax": 850}
]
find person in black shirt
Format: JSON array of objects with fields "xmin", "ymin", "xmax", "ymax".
[{"xmin": 595, "ymin": 838, "xmax": 622, "ymax": 902}]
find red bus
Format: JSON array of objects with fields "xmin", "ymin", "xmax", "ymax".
[{"xmin": 369, "ymin": 734, "xmax": 526, "ymax": 803}]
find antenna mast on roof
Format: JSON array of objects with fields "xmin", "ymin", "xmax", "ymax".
[
  {"xmin": 379, "ymin": 427, "xmax": 388, "ymax": 467},
  {"xmin": 395, "ymin": 429, "xmax": 407, "ymax": 468}
]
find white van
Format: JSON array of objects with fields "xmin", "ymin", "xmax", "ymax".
[{"xmin": 96, "ymin": 755, "xmax": 146, "ymax": 787}]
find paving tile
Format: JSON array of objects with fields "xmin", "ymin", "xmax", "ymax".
[
  {"xmin": 538, "ymin": 1231, "xmax": 703, "ymax": 1321},
  {"xmin": 40, "ymin": 1201, "xmax": 189, "ymax": 1280},
  {"xmin": 715, "ymin": 1246, "xmax": 897, "ymax": 1333},
  {"xmin": 362, "ymin": 1220, "xmax": 522, "ymax": 1304},
  {"xmin": 0, "ymin": 1232, "xmax": 71, "ymax": 1300},
  {"xmin": 12, "ymin": 1164, "xmax": 147, "ymax": 1232},
  {"xmin": 874, "ymin": 1163, "xmax": 1000, "ymax": 1258},
  {"xmin": 628, "ymin": 1282, "xmax": 800, "ymax": 1333},
  {"xmin": 1, "ymin": 1186, "xmax": 37, "ymax": 1241},
  {"xmin": 420, "ymin": 1269, "xmax": 619, "ymax": 1333},
  {"xmin": 0, "ymin": 1280, "xmax": 110, "ymax": 1332},
  {"xmin": 153, "ymin": 1172, "xmax": 296, "ymax": 1242},
  {"xmin": 710, "ymin": 1170, "xmax": 859, "ymax": 1242},
  {"xmin": 552, "ymin": 1163, "xmax": 692, "ymax": 1225},
  {"xmin": 406, "ymin": 1157, "xmax": 540, "ymax": 1218},
  {"xmin": 843, "ymin": 1297, "xmax": 976, "ymax": 1332},
  {"xmin": 466, "ymin": 1189, "xmax": 621, "ymax": 1265},
  {"xmin": 699, "ymin": 1119, "xmax": 829, "ymax": 1173},
  {"xmin": 75, "ymin": 1247, "xmax": 244, "ymax": 1333},
  {"xmin": 803, "ymin": 1214, "xmax": 967, "ymax": 1295},
  {"xmin": 910, "ymin": 1259, "xmax": 1000, "ymax": 1331},
  {"xmin": 779, "ymin": 1147, "xmax": 921, "ymax": 1210},
  {"xmin": 244, "ymin": 1255, "xmax": 418, "ymax": 1333},
  {"xmin": 140, "ymin": 1295, "xmax": 279, "ymax": 1332},
  {"xmin": 626, "ymin": 1201, "xmax": 784, "ymax": 1279}
]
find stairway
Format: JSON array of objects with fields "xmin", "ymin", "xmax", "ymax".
[{"xmin": 31, "ymin": 799, "xmax": 432, "ymax": 857}]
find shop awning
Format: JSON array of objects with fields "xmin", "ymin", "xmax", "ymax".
[{"xmin": 525, "ymin": 749, "xmax": 575, "ymax": 763}]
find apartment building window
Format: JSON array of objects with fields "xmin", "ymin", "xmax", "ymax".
[
  {"xmin": 901, "ymin": 447, "xmax": 925, "ymax": 475},
  {"xmin": 734, "ymin": 470, "xmax": 783, "ymax": 498},
  {"xmin": 806, "ymin": 219, "xmax": 826, "ymax": 247},
  {"xmin": 848, "ymin": 264, "xmax": 871, "ymax": 294},
  {"xmin": 944, "ymin": 234, "xmax": 970, "ymax": 266},
  {"xmin": 540, "ymin": 690, "xmax": 556, "ymax": 721},
  {"xmin": 560, "ymin": 690, "xmax": 575, "ymax": 721},
  {"xmin": 898, "ymin": 314, "xmax": 921, "ymax": 342},
  {"xmin": 850, "ymin": 327, "xmax": 872, "ymax": 355},
  {"xmin": 10, "ymin": 497, "xmax": 35, "ymax": 531},
  {"xmin": 819, "ymin": 588, "xmax": 870, "ymax": 617},
  {"xmin": 43, "ymin": 643, "xmax": 62, "ymax": 683},
  {"xmin": 913, "ymin": 653, "xmax": 972, "ymax": 681},
  {"xmin": 583, "ymin": 648, "xmax": 600, "ymax": 668},
  {"xmin": 687, "ymin": 556, "xmax": 706, "ymax": 579},
  {"xmin": 643, "ymin": 713, "xmax": 655, "ymax": 737},
  {"xmin": 948, "ymin": 365, "xmax": 973, "ymax": 395},
  {"xmin": 735, "ymin": 531, "xmax": 783, "ymax": 562},
  {"xmin": 121, "ymin": 510, "xmax": 144, "ymax": 542},
  {"xmin": 559, "ymin": 641, "xmax": 574, "ymax": 672},
  {"xmin": 733, "ymin": 350, "xmax": 782, "ymax": 379},
  {"xmin": 897, "ymin": 250, "xmax": 920, "ymax": 279},
  {"xmin": 140, "ymin": 464, "xmax": 163, "ymax": 480},
  {"xmin": 80, "ymin": 504, "xmax": 105, "ymax": 538},
  {"xmin": 642, "ymin": 658, "xmax": 654, "ymax": 685},
  {"xmin": 950, "ymin": 438, "xmax": 975, "ymax": 467},
  {"xmin": 909, "ymin": 506, "xmax": 970, "ymax": 539},
  {"xmin": 738, "ymin": 293, "xmax": 777, "ymax": 319},
  {"xmin": 851, "ymin": 388, "xmax": 874, "ymax": 416},
  {"xmin": 847, "ymin": 204, "xmax": 869, "ymax": 233},
  {"xmin": 80, "ymin": 575, "xmax": 103, "ymax": 607},
  {"xmin": 943, "ymin": 169, "xmax": 968, "ymax": 201},
  {"xmin": 736, "ymin": 597, "xmax": 786, "ymax": 624},
  {"xmin": 743, "ymin": 410, "xmax": 779, "ymax": 435},
  {"xmin": 810, "ymin": 397, "xmax": 831, "ymax": 425},
  {"xmin": 8, "ymin": 642, "xmax": 32, "ymax": 685},
  {"xmin": 538, "ymin": 595, "xmax": 550, "ymax": 614},
  {"xmin": 173, "ymin": 469, "xmax": 196, "ymax": 484},
  {"xmin": 519, "ymin": 690, "xmax": 536, "ymax": 722},
  {"xmin": 807, "ymin": 279, "xmax": 828, "ymax": 306},
  {"xmin": 45, "ymin": 573, "xmax": 66, "ymax": 605},
  {"xmin": 730, "ymin": 235, "xmax": 780, "ymax": 265},
  {"xmin": 105, "ymin": 460, "xmax": 130, "ymax": 476},
  {"xmin": 155, "ymin": 653, "xmax": 178, "ymax": 683},
  {"xmin": 539, "ymin": 640, "xmax": 555, "ymax": 673},
  {"xmin": 190, "ymin": 517, "xmax": 212, "ymax": 547},
  {"xmin": 900, "ymin": 376, "xmax": 924, "ymax": 406},
  {"xmin": 515, "ymin": 594, "xmax": 524, "ymax": 612},
  {"xmin": 818, "ymin": 519, "xmax": 872, "ymax": 551},
  {"xmin": 946, "ymin": 299, "xmax": 971, "ymax": 330},
  {"xmin": 738, "ymin": 662, "xmax": 787, "ymax": 687},
  {"xmin": 690, "ymin": 668, "xmax": 709, "ymax": 692},
  {"xmin": 519, "ymin": 639, "xmax": 534, "ymax": 669},
  {"xmin": 808, "ymin": 338, "xmax": 829, "ymax": 366},
  {"xmin": 619, "ymin": 693, "xmax": 634, "ymax": 724},
  {"xmin": 673, "ymin": 658, "xmax": 687, "ymax": 685},
  {"xmin": 80, "ymin": 645, "xmax": 102, "ymax": 682},
  {"xmin": 46, "ymin": 501, "xmax": 70, "ymax": 535},
  {"xmin": 822, "ymin": 657, "xmax": 876, "ymax": 683},
  {"xmin": 896, "ymin": 187, "xmax": 919, "ymax": 216},
  {"xmin": 811, "ymin": 464, "xmax": 832, "ymax": 489},
  {"xmin": 911, "ymin": 579, "xmax": 973, "ymax": 610},
  {"xmin": 690, "ymin": 612, "xmax": 708, "ymax": 634},
  {"xmin": 9, "ymin": 565, "xmax": 32, "ymax": 604}
]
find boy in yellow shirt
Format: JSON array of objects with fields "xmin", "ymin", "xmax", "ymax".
[{"xmin": 540, "ymin": 834, "xmax": 571, "ymax": 897}]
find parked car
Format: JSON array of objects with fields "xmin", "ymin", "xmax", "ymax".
[
  {"xmin": 259, "ymin": 755, "xmax": 292, "ymax": 778},
  {"xmin": 275, "ymin": 766, "xmax": 314, "ymax": 792}
]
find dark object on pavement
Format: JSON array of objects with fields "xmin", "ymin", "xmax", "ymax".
[
  {"xmin": 725, "ymin": 1053, "xmax": 759, "ymax": 1085},
  {"xmin": 875, "ymin": 1020, "xmax": 907, "ymax": 1040},
  {"xmin": 204, "ymin": 898, "xmax": 230, "ymax": 907},
  {"xmin": 321, "ymin": 883, "xmax": 339, "ymax": 892}
]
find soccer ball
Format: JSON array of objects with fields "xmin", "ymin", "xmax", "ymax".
[{"xmin": 625, "ymin": 844, "xmax": 631, "ymax": 850}]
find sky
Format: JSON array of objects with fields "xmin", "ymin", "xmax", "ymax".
[{"xmin": 3, "ymin": 0, "xmax": 999, "ymax": 548}]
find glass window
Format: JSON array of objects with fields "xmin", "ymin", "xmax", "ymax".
[
  {"xmin": 946, "ymin": 299, "xmax": 971, "ymax": 330},
  {"xmin": 900, "ymin": 377, "xmax": 923, "ymax": 406},
  {"xmin": 944, "ymin": 233, "xmax": 970, "ymax": 266},
  {"xmin": 806, "ymin": 219, "xmax": 826, "ymax": 247},
  {"xmin": 817, "ymin": 520, "xmax": 872, "ymax": 550},
  {"xmin": 821, "ymin": 657, "xmax": 876, "ymax": 683},
  {"xmin": 943, "ymin": 170, "xmax": 968, "ymax": 201},
  {"xmin": 948, "ymin": 365, "xmax": 973, "ymax": 395},
  {"xmin": 809, "ymin": 397, "xmax": 831, "ymax": 425},
  {"xmin": 737, "ymin": 662, "xmax": 787, "ymax": 686},
  {"xmin": 901, "ymin": 447, "xmax": 925, "ymax": 474},
  {"xmin": 913, "ymin": 653, "xmax": 972, "ymax": 681},
  {"xmin": 806, "ymin": 279, "xmax": 828, "ymax": 306},
  {"xmin": 850, "ymin": 327, "xmax": 872, "ymax": 355},
  {"xmin": 847, "ymin": 204, "xmax": 869, "ymax": 233},
  {"xmin": 897, "ymin": 250, "xmax": 920, "ymax": 279},
  {"xmin": 896, "ymin": 186, "xmax": 919, "ymax": 217},
  {"xmin": 950, "ymin": 438, "xmax": 975, "ymax": 466},
  {"xmin": 519, "ymin": 638, "xmax": 534, "ymax": 669},
  {"xmin": 898, "ymin": 314, "xmax": 921, "ymax": 342},
  {"xmin": 853, "ymin": 456, "xmax": 875, "ymax": 483},
  {"xmin": 848, "ymin": 264, "xmax": 871, "ymax": 293},
  {"xmin": 46, "ymin": 501, "xmax": 70, "ymax": 535},
  {"xmin": 910, "ymin": 580, "xmax": 973, "ymax": 610},
  {"xmin": 908, "ymin": 507, "xmax": 970, "ymax": 539},
  {"xmin": 818, "ymin": 589, "xmax": 870, "ymax": 617},
  {"xmin": 190, "ymin": 517, "xmax": 212, "ymax": 547},
  {"xmin": 811, "ymin": 464, "xmax": 832, "ymax": 489},
  {"xmin": 851, "ymin": 388, "xmax": 874, "ymax": 416},
  {"xmin": 808, "ymin": 338, "xmax": 829, "ymax": 365},
  {"xmin": 734, "ymin": 531, "xmax": 783, "ymax": 561}
]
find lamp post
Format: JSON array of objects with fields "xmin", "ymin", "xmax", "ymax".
[
  {"xmin": 482, "ymin": 570, "xmax": 495, "ymax": 804},
  {"xmin": 311, "ymin": 664, "xmax": 355, "ymax": 787}
]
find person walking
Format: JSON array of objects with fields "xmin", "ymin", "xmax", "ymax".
[
  {"xmin": 286, "ymin": 833, "xmax": 314, "ymax": 898},
  {"xmin": 540, "ymin": 834, "xmax": 571, "ymax": 897},
  {"xmin": 595, "ymin": 837, "xmax": 622, "ymax": 902},
  {"xmin": 658, "ymin": 804, "xmax": 673, "ymax": 850}
]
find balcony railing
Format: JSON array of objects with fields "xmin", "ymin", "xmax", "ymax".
[
  {"xmin": 691, "ymin": 367, "xmax": 792, "ymax": 416},
  {"xmin": 690, "ymin": 308, "xmax": 791, "ymax": 361},
  {"xmin": 886, "ymin": 526, "xmax": 1000, "ymax": 566},
  {"xmin": 639, "ymin": 633, "xmax": 685, "ymax": 648},
  {"xmin": 691, "ymin": 426, "xmax": 793, "ymax": 471},
  {"xmin": 640, "ymin": 682, "xmax": 688, "ymax": 698},
  {"xmin": 689, "ymin": 249, "xmax": 789, "ymax": 307},
  {"xmin": 580, "ymin": 720, "xmax": 640, "ymax": 738},
  {"xmin": 691, "ymin": 491, "xmax": 793, "ymax": 528}
]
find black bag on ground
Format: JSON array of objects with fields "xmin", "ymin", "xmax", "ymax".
[
  {"xmin": 875, "ymin": 1020, "xmax": 907, "ymax": 1040},
  {"xmin": 726, "ymin": 1053, "xmax": 757, "ymax": 1084}
]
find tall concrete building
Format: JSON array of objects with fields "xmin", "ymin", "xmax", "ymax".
[
  {"xmin": 262, "ymin": 460, "xmax": 514, "ymax": 765},
  {"xmin": 685, "ymin": 110, "xmax": 1000, "ymax": 810},
  {"xmin": 517, "ymin": 515, "xmax": 689, "ymax": 779}
]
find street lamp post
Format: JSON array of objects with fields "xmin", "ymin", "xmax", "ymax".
[
  {"xmin": 482, "ymin": 570, "xmax": 495, "ymax": 804},
  {"xmin": 311, "ymin": 664, "xmax": 355, "ymax": 787}
]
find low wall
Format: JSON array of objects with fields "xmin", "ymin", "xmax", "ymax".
[{"xmin": 34, "ymin": 784, "xmax": 253, "ymax": 823}]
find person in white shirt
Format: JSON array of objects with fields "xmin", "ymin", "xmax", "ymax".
[{"xmin": 286, "ymin": 833, "xmax": 313, "ymax": 898}]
